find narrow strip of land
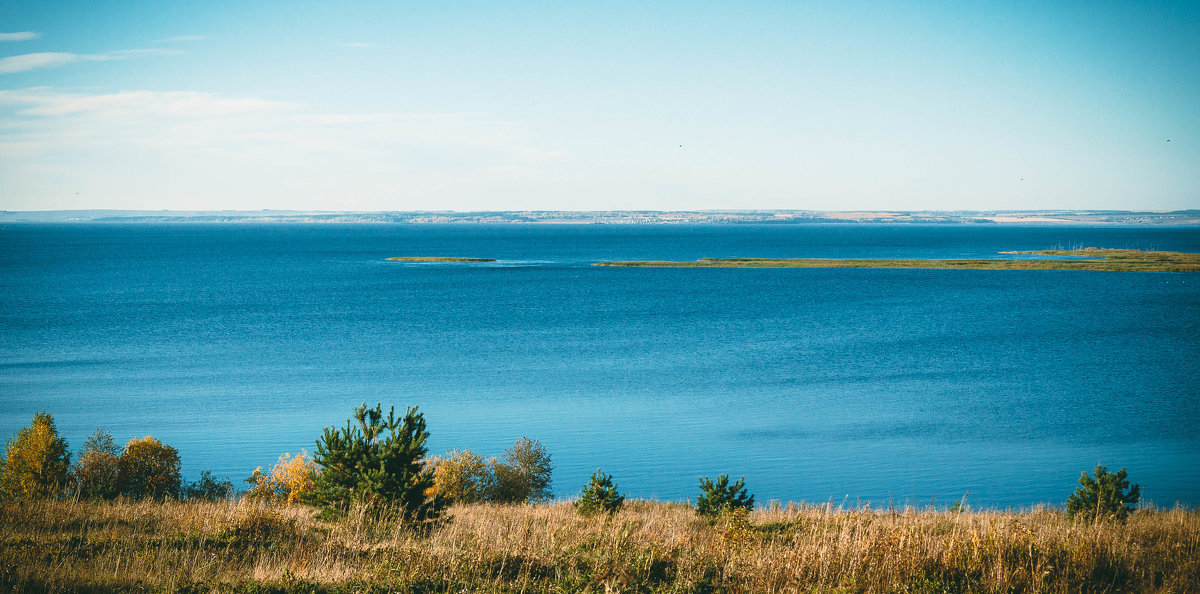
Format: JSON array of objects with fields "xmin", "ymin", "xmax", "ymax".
[
  {"xmin": 594, "ymin": 249, "xmax": 1200, "ymax": 272},
  {"xmin": 387, "ymin": 257, "xmax": 496, "ymax": 262}
]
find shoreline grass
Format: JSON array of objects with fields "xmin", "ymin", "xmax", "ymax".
[
  {"xmin": 386, "ymin": 256, "xmax": 497, "ymax": 263},
  {"xmin": 595, "ymin": 248, "xmax": 1200, "ymax": 272},
  {"xmin": 3, "ymin": 498, "xmax": 1198, "ymax": 592}
]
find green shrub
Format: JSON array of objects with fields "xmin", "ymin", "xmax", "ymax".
[
  {"xmin": 311, "ymin": 403, "xmax": 445, "ymax": 525},
  {"xmin": 118, "ymin": 436, "xmax": 182, "ymax": 500},
  {"xmin": 575, "ymin": 469, "xmax": 625, "ymax": 516},
  {"xmin": 1066, "ymin": 465, "xmax": 1140, "ymax": 522},
  {"xmin": 0, "ymin": 411, "xmax": 71, "ymax": 500},
  {"xmin": 696, "ymin": 474, "xmax": 754, "ymax": 518},
  {"xmin": 488, "ymin": 437, "xmax": 553, "ymax": 504},
  {"xmin": 71, "ymin": 428, "xmax": 122, "ymax": 501},
  {"xmin": 183, "ymin": 471, "xmax": 235, "ymax": 501}
]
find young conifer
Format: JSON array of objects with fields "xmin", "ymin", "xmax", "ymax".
[
  {"xmin": 1066, "ymin": 465, "xmax": 1140, "ymax": 522},
  {"xmin": 311, "ymin": 403, "xmax": 444, "ymax": 524},
  {"xmin": 696, "ymin": 474, "xmax": 755, "ymax": 518},
  {"xmin": 576, "ymin": 469, "xmax": 625, "ymax": 516}
]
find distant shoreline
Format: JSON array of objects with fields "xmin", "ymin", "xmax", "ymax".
[{"xmin": 2, "ymin": 209, "xmax": 1199, "ymax": 225}]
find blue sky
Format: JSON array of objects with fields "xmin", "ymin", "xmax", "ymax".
[{"xmin": 1, "ymin": 1, "xmax": 1197, "ymax": 211}]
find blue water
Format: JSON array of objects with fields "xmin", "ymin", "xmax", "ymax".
[{"xmin": 2, "ymin": 223, "xmax": 1198, "ymax": 508}]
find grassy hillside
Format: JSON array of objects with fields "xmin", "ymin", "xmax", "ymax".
[{"xmin": 3, "ymin": 498, "xmax": 1197, "ymax": 593}]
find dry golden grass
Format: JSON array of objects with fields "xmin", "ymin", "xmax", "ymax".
[{"xmin": 2, "ymin": 498, "xmax": 1198, "ymax": 592}]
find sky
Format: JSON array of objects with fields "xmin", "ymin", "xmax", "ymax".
[{"xmin": 1, "ymin": 1, "xmax": 1197, "ymax": 212}]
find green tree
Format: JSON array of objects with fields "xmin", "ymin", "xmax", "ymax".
[
  {"xmin": 311, "ymin": 403, "xmax": 444, "ymax": 524},
  {"xmin": 1066, "ymin": 465, "xmax": 1140, "ymax": 522},
  {"xmin": 576, "ymin": 469, "xmax": 625, "ymax": 516},
  {"xmin": 118, "ymin": 436, "xmax": 182, "ymax": 500},
  {"xmin": 183, "ymin": 471, "xmax": 235, "ymax": 501},
  {"xmin": 488, "ymin": 437, "xmax": 553, "ymax": 504},
  {"xmin": 696, "ymin": 474, "xmax": 755, "ymax": 518},
  {"xmin": 0, "ymin": 411, "xmax": 71, "ymax": 500},
  {"xmin": 72, "ymin": 428, "xmax": 122, "ymax": 500}
]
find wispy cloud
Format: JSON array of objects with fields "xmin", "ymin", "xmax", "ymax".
[
  {"xmin": 156, "ymin": 35, "xmax": 207, "ymax": 43},
  {"xmin": 0, "ymin": 89, "xmax": 291, "ymax": 117},
  {"xmin": 0, "ymin": 53, "xmax": 79, "ymax": 74},
  {"xmin": 0, "ymin": 32, "xmax": 40, "ymax": 42},
  {"xmin": 0, "ymin": 88, "xmax": 563, "ymax": 209},
  {"xmin": 0, "ymin": 49, "xmax": 177, "ymax": 74}
]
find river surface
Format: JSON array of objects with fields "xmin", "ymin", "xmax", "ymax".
[{"xmin": 2, "ymin": 223, "xmax": 1198, "ymax": 508}]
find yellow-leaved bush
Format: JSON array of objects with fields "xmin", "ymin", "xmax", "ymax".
[
  {"xmin": 246, "ymin": 450, "xmax": 316, "ymax": 504},
  {"xmin": 0, "ymin": 412, "xmax": 71, "ymax": 500},
  {"xmin": 426, "ymin": 438, "xmax": 553, "ymax": 504},
  {"xmin": 427, "ymin": 449, "xmax": 491, "ymax": 503}
]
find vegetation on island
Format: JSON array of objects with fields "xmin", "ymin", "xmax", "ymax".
[
  {"xmin": 2, "ymin": 407, "xmax": 1197, "ymax": 592},
  {"xmin": 595, "ymin": 248, "xmax": 1200, "ymax": 272},
  {"xmin": 386, "ymin": 256, "xmax": 496, "ymax": 262}
]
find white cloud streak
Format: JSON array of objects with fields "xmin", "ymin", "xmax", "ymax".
[
  {"xmin": 0, "ymin": 89, "xmax": 291, "ymax": 117},
  {"xmin": 0, "ymin": 49, "xmax": 177, "ymax": 74},
  {"xmin": 0, "ymin": 52, "xmax": 78, "ymax": 74},
  {"xmin": 0, "ymin": 32, "xmax": 40, "ymax": 42},
  {"xmin": 0, "ymin": 88, "xmax": 564, "ymax": 210},
  {"xmin": 156, "ymin": 35, "xmax": 208, "ymax": 43}
]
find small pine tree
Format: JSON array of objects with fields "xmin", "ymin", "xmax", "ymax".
[
  {"xmin": 118, "ymin": 436, "xmax": 182, "ymax": 500},
  {"xmin": 575, "ymin": 469, "xmax": 625, "ymax": 516},
  {"xmin": 1066, "ymin": 465, "xmax": 1140, "ymax": 522},
  {"xmin": 696, "ymin": 474, "xmax": 755, "ymax": 518},
  {"xmin": 0, "ymin": 411, "xmax": 71, "ymax": 500},
  {"xmin": 72, "ymin": 428, "xmax": 122, "ymax": 501},
  {"xmin": 311, "ymin": 403, "xmax": 444, "ymax": 524}
]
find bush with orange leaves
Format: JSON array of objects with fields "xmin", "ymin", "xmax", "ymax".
[
  {"xmin": 427, "ymin": 449, "xmax": 491, "ymax": 503},
  {"xmin": 427, "ymin": 438, "xmax": 553, "ymax": 504},
  {"xmin": 118, "ymin": 436, "xmax": 181, "ymax": 500},
  {"xmin": 245, "ymin": 450, "xmax": 316, "ymax": 504}
]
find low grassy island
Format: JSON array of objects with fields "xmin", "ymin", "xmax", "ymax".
[
  {"xmin": 386, "ymin": 256, "xmax": 496, "ymax": 263},
  {"xmin": 595, "ymin": 248, "xmax": 1200, "ymax": 272}
]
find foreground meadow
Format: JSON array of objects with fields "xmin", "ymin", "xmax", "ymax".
[{"xmin": 2, "ymin": 498, "xmax": 1197, "ymax": 593}]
